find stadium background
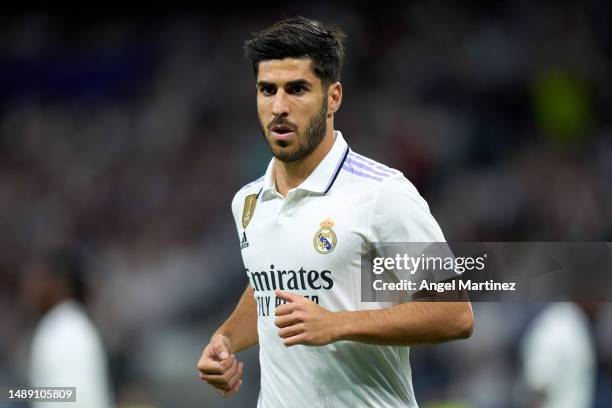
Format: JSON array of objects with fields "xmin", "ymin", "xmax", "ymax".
[{"xmin": 1, "ymin": 1, "xmax": 611, "ymax": 407}]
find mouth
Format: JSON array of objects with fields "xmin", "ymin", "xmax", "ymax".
[{"xmin": 269, "ymin": 124, "xmax": 296, "ymax": 141}]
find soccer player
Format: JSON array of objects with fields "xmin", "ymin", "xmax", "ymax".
[{"xmin": 197, "ymin": 17, "xmax": 473, "ymax": 407}]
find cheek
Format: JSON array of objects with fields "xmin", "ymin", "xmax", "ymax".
[
  {"xmin": 298, "ymin": 107, "xmax": 319, "ymax": 128},
  {"xmin": 257, "ymin": 100, "xmax": 272, "ymax": 120}
]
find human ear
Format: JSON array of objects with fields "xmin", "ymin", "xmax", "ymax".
[{"xmin": 327, "ymin": 82, "xmax": 342, "ymax": 117}]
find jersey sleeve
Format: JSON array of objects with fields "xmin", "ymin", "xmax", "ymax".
[
  {"xmin": 369, "ymin": 174, "xmax": 445, "ymax": 243},
  {"xmin": 368, "ymin": 175, "xmax": 455, "ymax": 293}
]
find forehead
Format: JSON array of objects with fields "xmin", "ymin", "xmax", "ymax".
[{"xmin": 257, "ymin": 58, "xmax": 320, "ymax": 85}]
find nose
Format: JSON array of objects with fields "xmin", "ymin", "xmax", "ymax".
[{"xmin": 272, "ymin": 89, "xmax": 289, "ymax": 117}]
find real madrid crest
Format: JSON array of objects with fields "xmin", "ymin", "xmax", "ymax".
[{"xmin": 313, "ymin": 218, "xmax": 337, "ymax": 254}]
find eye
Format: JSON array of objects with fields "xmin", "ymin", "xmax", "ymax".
[
  {"xmin": 259, "ymin": 86, "xmax": 276, "ymax": 96},
  {"xmin": 288, "ymin": 85, "xmax": 306, "ymax": 95}
]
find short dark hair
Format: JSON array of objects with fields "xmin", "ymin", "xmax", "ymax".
[{"xmin": 244, "ymin": 16, "xmax": 347, "ymax": 87}]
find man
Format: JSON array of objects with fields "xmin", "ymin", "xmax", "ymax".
[
  {"xmin": 197, "ymin": 17, "xmax": 473, "ymax": 407},
  {"xmin": 519, "ymin": 302, "xmax": 596, "ymax": 408},
  {"xmin": 22, "ymin": 249, "xmax": 114, "ymax": 408}
]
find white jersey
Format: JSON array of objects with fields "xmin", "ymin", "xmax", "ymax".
[
  {"xmin": 520, "ymin": 303, "xmax": 595, "ymax": 408},
  {"xmin": 29, "ymin": 300, "xmax": 114, "ymax": 408},
  {"xmin": 231, "ymin": 131, "xmax": 444, "ymax": 408}
]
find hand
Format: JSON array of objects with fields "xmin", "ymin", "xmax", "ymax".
[
  {"xmin": 274, "ymin": 289, "xmax": 341, "ymax": 347},
  {"xmin": 197, "ymin": 334, "xmax": 244, "ymax": 397}
]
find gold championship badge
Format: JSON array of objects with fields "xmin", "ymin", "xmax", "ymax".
[{"xmin": 242, "ymin": 194, "xmax": 258, "ymax": 229}]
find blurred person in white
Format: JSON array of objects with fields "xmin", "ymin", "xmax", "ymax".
[
  {"xmin": 21, "ymin": 248, "xmax": 114, "ymax": 408},
  {"xmin": 519, "ymin": 302, "xmax": 597, "ymax": 408}
]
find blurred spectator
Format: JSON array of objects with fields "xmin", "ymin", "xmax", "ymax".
[
  {"xmin": 21, "ymin": 248, "xmax": 114, "ymax": 408},
  {"xmin": 518, "ymin": 303, "xmax": 597, "ymax": 408}
]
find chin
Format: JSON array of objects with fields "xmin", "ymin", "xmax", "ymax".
[
  {"xmin": 272, "ymin": 152, "xmax": 293, "ymax": 163},
  {"xmin": 272, "ymin": 148, "xmax": 302, "ymax": 163}
]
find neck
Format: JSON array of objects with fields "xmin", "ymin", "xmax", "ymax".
[{"xmin": 274, "ymin": 126, "xmax": 335, "ymax": 197}]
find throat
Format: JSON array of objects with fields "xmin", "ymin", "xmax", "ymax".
[{"xmin": 273, "ymin": 160, "xmax": 309, "ymax": 197}]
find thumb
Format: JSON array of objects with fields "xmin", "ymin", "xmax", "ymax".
[
  {"xmin": 213, "ymin": 337, "xmax": 230, "ymax": 360},
  {"xmin": 275, "ymin": 289, "xmax": 301, "ymax": 303}
]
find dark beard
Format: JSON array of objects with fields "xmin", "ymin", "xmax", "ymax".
[{"xmin": 260, "ymin": 96, "xmax": 328, "ymax": 163}]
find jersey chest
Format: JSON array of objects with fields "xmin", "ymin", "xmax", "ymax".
[
  {"xmin": 239, "ymin": 191, "xmax": 371, "ymax": 313},
  {"xmin": 241, "ymin": 193, "xmax": 368, "ymax": 268}
]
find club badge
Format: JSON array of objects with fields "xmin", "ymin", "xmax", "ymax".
[{"xmin": 313, "ymin": 218, "xmax": 337, "ymax": 254}]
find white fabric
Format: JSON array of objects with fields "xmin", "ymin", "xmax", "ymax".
[
  {"xmin": 232, "ymin": 131, "xmax": 444, "ymax": 407},
  {"xmin": 29, "ymin": 300, "xmax": 113, "ymax": 408},
  {"xmin": 521, "ymin": 303, "xmax": 595, "ymax": 408}
]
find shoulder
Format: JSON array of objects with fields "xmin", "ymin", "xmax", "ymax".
[
  {"xmin": 340, "ymin": 149, "xmax": 401, "ymax": 186},
  {"xmin": 528, "ymin": 304, "xmax": 591, "ymax": 343},
  {"xmin": 236, "ymin": 174, "xmax": 265, "ymax": 195},
  {"xmin": 231, "ymin": 175, "xmax": 265, "ymax": 217},
  {"xmin": 33, "ymin": 302, "xmax": 102, "ymax": 355},
  {"xmin": 341, "ymin": 149, "xmax": 426, "ymax": 209},
  {"xmin": 342, "ymin": 150, "xmax": 444, "ymax": 241}
]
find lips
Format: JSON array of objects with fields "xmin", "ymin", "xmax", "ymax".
[
  {"xmin": 270, "ymin": 124, "xmax": 296, "ymax": 133},
  {"xmin": 269, "ymin": 123, "xmax": 296, "ymax": 141},
  {"xmin": 270, "ymin": 130, "xmax": 295, "ymax": 141}
]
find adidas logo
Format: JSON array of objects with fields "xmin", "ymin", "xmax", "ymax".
[{"xmin": 240, "ymin": 231, "xmax": 249, "ymax": 249}]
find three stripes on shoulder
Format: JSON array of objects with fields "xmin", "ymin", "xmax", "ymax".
[{"xmin": 342, "ymin": 150, "xmax": 398, "ymax": 182}]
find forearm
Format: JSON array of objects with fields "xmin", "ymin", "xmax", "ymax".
[
  {"xmin": 214, "ymin": 285, "xmax": 259, "ymax": 353},
  {"xmin": 336, "ymin": 301, "xmax": 473, "ymax": 346}
]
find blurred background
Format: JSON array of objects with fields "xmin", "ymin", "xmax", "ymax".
[{"xmin": 1, "ymin": 1, "xmax": 611, "ymax": 407}]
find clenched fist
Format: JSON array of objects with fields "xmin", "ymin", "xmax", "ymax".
[
  {"xmin": 197, "ymin": 334, "xmax": 244, "ymax": 397},
  {"xmin": 274, "ymin": 289, "xmax": 342, "ymax": 346}
]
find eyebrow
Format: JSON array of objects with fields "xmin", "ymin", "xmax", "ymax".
[{"xmin": 256, "ymin": 79, "xmax": 313, "ymax": 89}]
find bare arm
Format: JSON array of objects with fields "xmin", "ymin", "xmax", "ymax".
[
  {"xmin": 335, "ymin": 301, "xmax": 473, "ymax": 346},
  {"xmin": 214, "ymin": 284, "xmax": 259, "ymax": 353},
  {"xmin": 275, "ymin": 289, "xmax": 473, "ymax": 347}
]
